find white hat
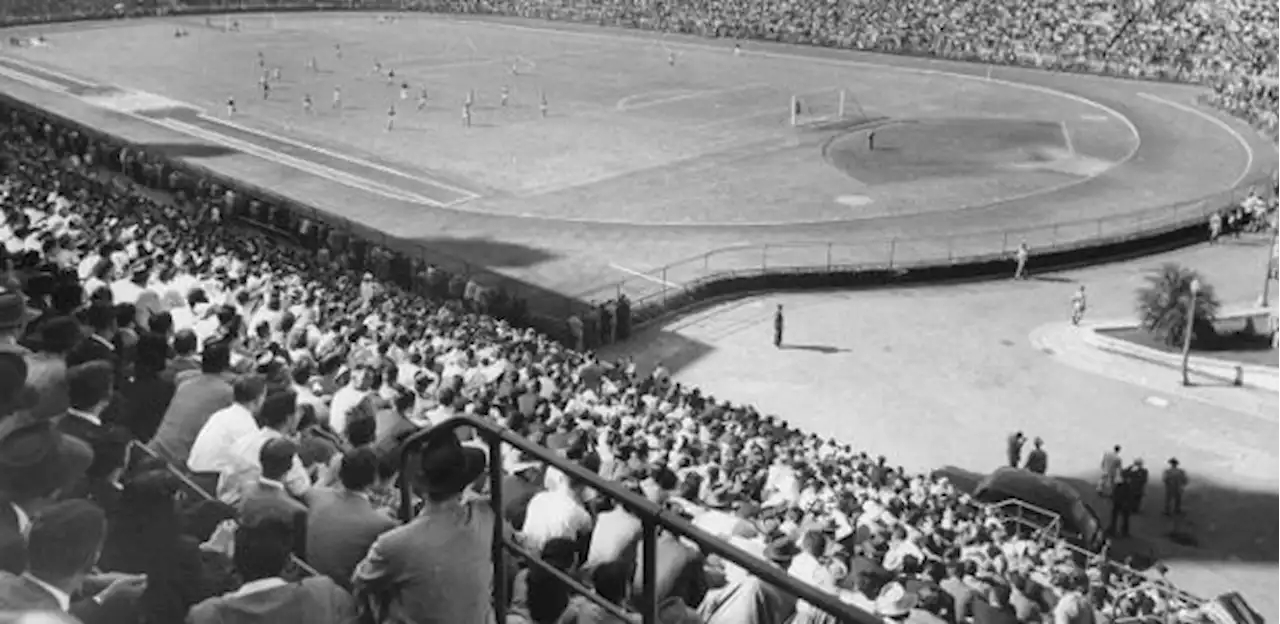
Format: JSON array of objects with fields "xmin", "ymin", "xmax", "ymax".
[{"xmin": 875, "ymin": 583, "xmax": 918, "ymax": 618}]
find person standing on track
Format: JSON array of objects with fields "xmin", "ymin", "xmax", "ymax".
[
  {"xmin": 1013, "ymin": 241, "xmax": 1029, "ymax": 280},
  {"xmin": 773, "ymin": 304, "xmax": 785, "ymax": 348},
  {"xmin": 1070, "ymin": 285, "xmax": 1087, "ymax": 326}
]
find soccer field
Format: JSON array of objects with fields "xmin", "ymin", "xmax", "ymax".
[{"xmin": 7, "ymin": 12, "xmax": 1144, "ymax": 228}]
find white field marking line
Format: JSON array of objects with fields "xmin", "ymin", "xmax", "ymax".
[
  {"xmin": 0, "ymin": 55, "xmax": 96, "ymax": 88},
  {"xmin": 154, "ymin": 117, "xmax": 441, "ymax": 206},
  {"xmin": 616, "ymin": 83, "xmax": 771, "ymax": 112},
  {"xmin": 1059, "ymin": 120, "xmax": 1076, "ymax": 157},
  {"xmin": 450, "ymin": 17, "xmax": 1143, "ymax": 165},
  {"xmin": 199, "ymin": 113, "xmax": 481, "ymax": 201},
  {"xmin": 0, "ymin": 64, "xmax": 67, "ymax": 93},
  {"xmin": 607, "ymin": 262, "xmax": 682, "ymax": 288},
  {"xmin": 687, "ymin": 108, "xmax": 788, "ymax": 132},
  {"xmin": 1137, "ymin": 92, "xmax": 1257, "ymax": 189}
]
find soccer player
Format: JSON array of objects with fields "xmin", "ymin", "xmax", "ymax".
[
  {"xmin": 386, "ymin": 68, "xmax": 396, "ymax": 85},
  {"xmin": 372, "ymin": 60, "xmax": 382, "ymax": 75},
  {"xmin": 734, "ymin": 43, "xmax": 742, "ymax": 56},
  {"xmin": 539, "ymin": 92, "xmax": 548, "ymax": 118},
  {"xmin": 332, "ymin": 86, "xmax": 342, "ymax": 109},
  {"xmin": 500, "ymin": 85, "xmax": 509, "ymax": 107},
  {"xmin": 334, "ymin": 43, "xmax": 341, "ymax": 59},
  {"xmin": 416, "ymin": 87, "xmax": 428, "ymax": 111},
  {"xmin": 868, "ymin": 131, "xmax": 876, "ymax": 151},
  {"xmin": 465, "ymin": 90, "xmax": 474, "ymax": 107},
  {"xmin": 386, "ymin": 104, "xmax": 396, "ymax": 131},
  {"xmin": 307, "ymin": 56, "xmax": 318, "ymax": 73},
  {"xmin": 462, "ymin": 101, "xmax": 471, "ymax": 127},
  {"xmin": 510, "ymin": 62, "xmax": 519, "ymax": 76},
  {"xmin": 257, "ymin": 51, "xmax": 265, "ymax": 69},
  {"xmin": 271, "ymin": 66, "xmax": 282, "ymax": 81},
  {"xmin": 226, "ymin": 96, "xmax": 236, "ymax": 117},
  {"xmin": 400, "ymin": 82, "xmax": 409, "ymax": 101},
  {"xmin": 261, "ymin": 78, "xmax": 270, "ymax": 100},
  {"xmin": 668, "ymin": 51, "xmax": 676, "ymax": 66},
  {"xmin": 302, "ymin": 93, "xmax": 313, "ymax": 114}
]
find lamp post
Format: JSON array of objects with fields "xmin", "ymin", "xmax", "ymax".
[{"xmin": 1181, "ymin": 278, "xmax": 1200, "ymax": 386}]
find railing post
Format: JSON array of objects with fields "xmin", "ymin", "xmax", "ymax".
[
  {"xmin": 1001, "ymin": 231, "xmax": 1009, "ymax": 254},
  {"xmin": 948, "ymin": 237, "xmax": 954, "ymax": 263},
  {"xmin": 888, "ymin": 238, "xmax": 896, "ymax": 269},
  {"xmin": 826, "ymin": 243, "xmax": 832, "ymax": 270},
  {"xmin": 761, "ymin": 245, "xmax": 768, "ymax": 270},
  {"xmin": 661, "ymin": 268, "xmax": 668, "ymax": 307},
  {"xmin": 641, "ymin": 519, "xmax": 659, "ymax": 624},
  {"xmin": 488, "ymin": 434, "xmax": 507, "ymax": 620}
]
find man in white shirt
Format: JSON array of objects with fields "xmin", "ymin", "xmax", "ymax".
[
  {"xmin": 521, "ymin": 466, "xmax": 593, "ymax": 555},
  {"xmin": 218, "ymin": 391, "xmax": 311, "ymax": 505},
  {"xmin": 328, "ymin": 363, "xmax": 374, "ymax": 437},
  {"xmin": 188, "ymin": 375, "xmax": 267, "ymax": 475}
]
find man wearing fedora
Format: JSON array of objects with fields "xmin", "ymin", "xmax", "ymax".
[
  {"xmin": 0, "ymin": 418, "xmax": 94, "ymax": 576},
  {"xmin": 352, "ymin": 432, "xmax": 506, "ymax": 624},
  {"xmin": 65, "ymin": 302, "xmax": 118, "ymax": 382}
]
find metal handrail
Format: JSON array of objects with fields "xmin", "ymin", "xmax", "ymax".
[
  {"xmin": 127, "ymin": 440, "xmax": 322, "ymax": 578},
  {"xmin": 398, "ymin": 416, "xmax": 883, "ymax": 624}
]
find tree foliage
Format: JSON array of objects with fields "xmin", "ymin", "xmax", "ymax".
[{"xmin": 1135, "ymin": 263, "xmax": 1221, "ymax": 348}]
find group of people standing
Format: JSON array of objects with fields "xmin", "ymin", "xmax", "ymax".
[{"xmin": 1004, "ymin": 434, "xmax": 1191, "ymax": 541}]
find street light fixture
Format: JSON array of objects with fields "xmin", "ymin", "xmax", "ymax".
[{"xmin": 1181, "ymin": 278, "xmax": 1200, "ymax": 386}]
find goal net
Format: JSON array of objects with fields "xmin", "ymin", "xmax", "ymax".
[{"xmin": 790, "ymin": 89, "xmax": 846, "ymax": 127}]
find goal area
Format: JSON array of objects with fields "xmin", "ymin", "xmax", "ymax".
[{"xmin": 790, "ymin": 89, "xmax": 863, "ymax": 127}]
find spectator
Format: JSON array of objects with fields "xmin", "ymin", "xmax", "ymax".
[
  {"xmin": 509, "ymin": 537, "xmax": 579, "ymax": 622},
  {"xmin": 0, "ymin": 500, "xmax": 108, "ymax": 617},
  {"xmin": 304, "ymin": 447, "xmax": 399, "ymax": 589},
  {"xmin": 167, "ymin": 329, "xmax": 201, "ymax": 379},
  {"xmin": 218, "ymin": 391, "xmax": 310, "ymax": 504},
  {"xmin": 188, "ymin": 374, "xmax": 268, "ymax": 483},
  {"xmin": 352, "ymin": 432, "xmax": 506, "ymax": 624},
  {"xmin": 237, "ymin": 438, "xmax": 309, "ymax": 558},
  {"xmin": 98, "ymin": 469, "xmax": 209, "ymax": 624},
  {"xmin": 148, "ymin": 342, "xmax": 234, "ymax": 467},
  {"xmin": 65, "ymin": 301, "xmax": 117, "ymax": 374},
  {"xmin": 522, "ymin": 466, "xmax": 594, "ymax": 556},
  {"xmin": 111, "ymin": 332, "xmax": 175, "ymax": 441},
  {"xmin": 55, "ymin": 362, "xmax": 129, "ymax": 503},
  {"xmin": 328, "ymin": 362, "xmax": 373, "ymax": 436},
  {"xmin": 187, "ymin": 517, "xmax": 356, "ymax": 624},
  {"xmin": 0, "ymin": 418, "xmax": 93, "ymax": 575},
  {"xmin": 21, "ymin": 316, "xmax": 79, "ymax": 421}
]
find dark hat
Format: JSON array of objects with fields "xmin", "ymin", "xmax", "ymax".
[
  {"xmin": 0, "ymin": 418, "xmax": 94, "ymax": 499},
  {"xmin": 0, "ymin": 287, "xmax": 35, "ymax": 331},
  {"xmin": 763, "ymin": 536, "xmax": 800, "ymax": 565},
  {"xmin": 418, "ymin": 433, "xmax": 486, "ymax": 496}
]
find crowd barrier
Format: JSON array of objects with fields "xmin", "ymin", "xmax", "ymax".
[{"xmin": 0, "ymin": 0, "xmax": 1272, "ymax": 338}]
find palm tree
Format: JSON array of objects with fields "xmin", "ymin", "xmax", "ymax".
[{"xmin": 1135, "ymin": 263, "xmax": 1220, "ymax": 348}]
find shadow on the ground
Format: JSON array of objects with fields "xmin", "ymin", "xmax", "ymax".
[
  {"xmin": 781, "ymin": 343, "xmax": 849, "ymax": 354},
  {"xmin": 140, "ymin": 142, "xmax": 240, "ymax": 159},
  {"xmin": 598, "ymin": 326, "xmax": 716, "ymax": 379},
  {"xmin": 413, "ymin": 236, "xmax": 559, "ymax": 270},
  {"xmin": 934, "ymin": 465, "xmax": 1279, "ymax": 567}
]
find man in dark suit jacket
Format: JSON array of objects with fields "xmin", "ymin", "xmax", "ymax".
[
  {"xmin": 304, "ymin": 448, "xmax": 398, "ymax": 588},
  {"xmin": 0, "ymin": 500, "xmax": 105, "ymax": 617},
  {"xmin": 65, "ymin": 303, "xmax": 119, "ymax": 385},
  {"xmin": 55, "ymin": 362, "xmax": 130, "ymax": 512},
  {"xmin": 239, "ymin": 439, "xmax": 309, "ymax": 558}
]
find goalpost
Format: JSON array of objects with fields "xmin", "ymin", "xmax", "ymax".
[{"xmin": 790, "ymin": 89, "xmax": 853, "ymax": 127}]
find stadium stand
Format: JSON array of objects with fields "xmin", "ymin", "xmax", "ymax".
[{"xmin": 0, "ymin": 0, "xmax": 1274, "ymax": 622}]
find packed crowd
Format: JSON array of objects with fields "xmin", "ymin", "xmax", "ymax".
[
  {"xmin": 0, "ymin": 96, "xmax": 1216, "ymax": 624},
  {"xmin": 0, "ymin": 0, "xmax": 1274, "ymax": 622}
]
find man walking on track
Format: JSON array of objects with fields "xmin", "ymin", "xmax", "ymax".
[
  {"xmin": 1013, "ymin": 242, "xmax": 1030, "ymax": 279},
  {"xmin": 773, "ymin": 304, "xmax": 784, "ymax": 348}
]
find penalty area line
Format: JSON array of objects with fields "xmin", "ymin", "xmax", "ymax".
[
  {"xmin": 1059, "ymin": 120, "xmax": 1075, "ymax": 157},
  {"xmin": 608, "ymin": 262, "xmax": 682, "ymax": 288}
]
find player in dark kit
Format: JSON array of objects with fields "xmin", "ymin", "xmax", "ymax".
[
  {"xmin": 868, "ymin": 131, "xmax": 876, "ymax": 151},
  {"xmin": 261, "ymin": 78, "xmax": 270, "ymax": 100},
  {"xmin": 226, "ymin": 96, "xmax": 236, "ymax": 116}
]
